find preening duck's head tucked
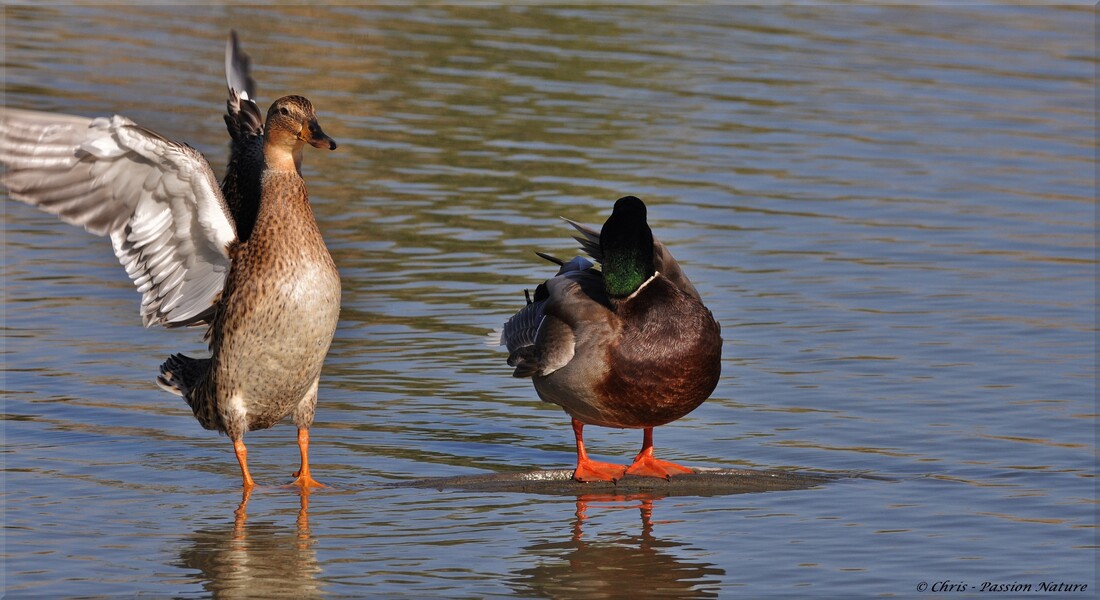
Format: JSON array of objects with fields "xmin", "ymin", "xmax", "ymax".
[
  {"xmin": 600, "ymin": 196, "xmax": 656, "ymax": 299},
  {"xmin": 262, "ymin": 95, "xmax": 337, "ymax": 172}
]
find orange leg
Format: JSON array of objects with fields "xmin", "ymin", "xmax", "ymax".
[
  {"xmin": 233, "ymin": 438, "xmax": 256, "ymax": 490},
  {"xmin": 625, "ymin": 427, "xmax": 694, "ymax": 479},
  {"xmin": 290, "ymin": 428, "xmax": 325, "ymax": 489},
  {"xmin": 571, "ymin": 418, "xmax": 627, "ymax": 482}
]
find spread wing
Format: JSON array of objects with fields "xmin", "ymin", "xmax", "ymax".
[
  {"xmin": 0, "ymin": 107, "xmax": 236, "ymax": 327},
  {"xmin": 564, "ymin": 217, "xmax": 701, "ymax": 301},
  {"xmin": 221, "ymin": 30, "xmax": 265, "ymax": 242}
]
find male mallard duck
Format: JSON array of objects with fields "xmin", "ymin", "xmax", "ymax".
[
  {"xmin": 498, "ymin": 196, "xmax": 722, "ymax": 482},
  {"xmin": 0, "ymin": 33, "xmax": 341, "ymax": 491}
]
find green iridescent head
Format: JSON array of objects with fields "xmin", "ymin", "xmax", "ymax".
[{"xmin": 599, "ymin": 196, "xmax": 655, "ymax": 298}]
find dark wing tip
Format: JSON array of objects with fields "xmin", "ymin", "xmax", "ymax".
[
  {"xmin": 535, "ymin": 251, "xmax": 564, "ymax": 266},
  {"xmin": 225, "ymin": 29, "xmax": 256, "ymax": 101}
]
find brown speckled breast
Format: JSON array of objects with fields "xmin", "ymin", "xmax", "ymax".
[{"xmin": 204, "ymin": 169, "xmax": 341, "ymax": 439}]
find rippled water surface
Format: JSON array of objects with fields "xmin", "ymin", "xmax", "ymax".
[{"xmin": 3, "ymin": 5, "xmax": 1095, "ymax": 598}]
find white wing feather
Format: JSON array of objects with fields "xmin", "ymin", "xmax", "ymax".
[{"xmin": 0, "ymin": 107, "xmax": 236, "ymax": 327}]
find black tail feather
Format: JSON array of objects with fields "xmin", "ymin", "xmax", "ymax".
[
  {"xmin": 157, "ymin": 353, "xmax": 219, "ymax": 431},
  {"xmin": 157, "ymin": 353, "xmax": 207, "ymax": 399}
]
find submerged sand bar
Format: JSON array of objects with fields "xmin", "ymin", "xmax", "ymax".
[{"xmin": 395, "ymin": 467, "xmax": 860, "ymax": 496}]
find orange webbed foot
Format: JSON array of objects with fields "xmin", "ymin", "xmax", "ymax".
[
  {"xmin": 573, "ymin": 458, "xmax": 628, "ymax": 483},
  {"xmin": 289, "ymin": 428, "xmax": 324, "ymax": 489},
  {"xmin": 629, "ymin": 449, "xmax": 695, "ymax": 482},
  {"xmin": 569, "ymin": 418, "xmax": 627, "ymax": 482},
  {"xmin": 625, "ymin": 454, "xmax": 694, "ymax": 479},
  {"xmin": 625, "ymin": 427, "xmax": 694, "ymax": 479},
  {"xmin": 289, "ymin": 470, "xmax": 326, "ymax": 489}
]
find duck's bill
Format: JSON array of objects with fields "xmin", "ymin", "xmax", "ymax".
[
  {"xmin": 304, "ymin": 119, "xmax": 338, "ymax": 150},
  {"xmin": 309, "ymin": 133, "xmax": 337, "ymax": 151}
]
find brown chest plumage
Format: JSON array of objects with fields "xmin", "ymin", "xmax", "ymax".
[
  {"xmin": 200, "ymin": 170, "xmax": 340, "ymax": 438},
  {"xmin": 593, "ymin": 279, "xmax": 722, "ymax": 428}
]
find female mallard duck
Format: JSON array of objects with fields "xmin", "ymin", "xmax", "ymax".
[
  {"xmin": 498, "ymin": 196, "xmax": 723, "ymax": 482},
  {"xmin": 0, "ymin": 34, "xmax": 340, "ymax": 491}
]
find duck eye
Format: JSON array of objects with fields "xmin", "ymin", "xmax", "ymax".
[{"xmin": 279, "ymin": 106, "xmax": 290, "ymax": 116}]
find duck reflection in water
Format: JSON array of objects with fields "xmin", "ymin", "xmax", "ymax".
[
  {"xmin": 179, "ymin": 489, "xmax": 322, "ymax": 599},
  {"xmin": 514, "ymin": 494, "xmax": 726, "ymax": 599}
]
